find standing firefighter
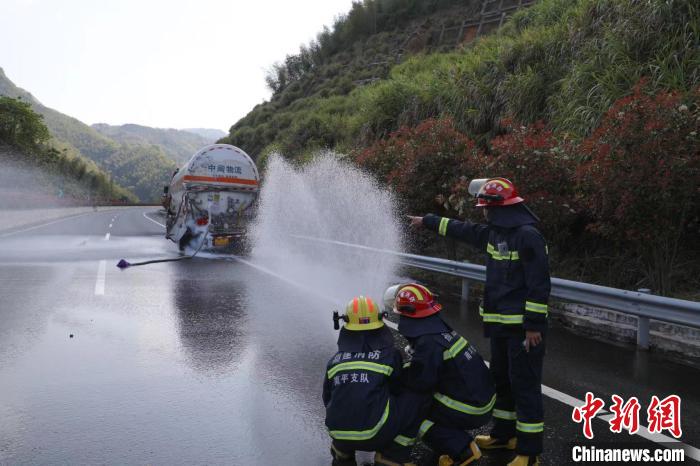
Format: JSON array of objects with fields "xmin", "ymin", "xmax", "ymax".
[
  {"xmin": 409, "ymin": 178, "xmax": 550, "ymax": 466},
  {"xmin": 384, "ymin": 283, "xmax": 495, "ymax": 466},
  {"xmin": 323, "ymin": 296, "xmax": 426, "ymax": 466}
]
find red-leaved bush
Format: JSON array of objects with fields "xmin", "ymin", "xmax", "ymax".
[
  {"xmin": 353, "ymin": 83, "xmax": 700, "ymax": 294},
  {"xmin": 485, "ymin": 119, "xmax": 577, "ymax": 245},
  {"xmin": 576, "ymin": 81, "xmax": 700, "ymax": 293},
  {"xmin": 356, "ymin": 118, "xmax": 485, "ymax": 214}
]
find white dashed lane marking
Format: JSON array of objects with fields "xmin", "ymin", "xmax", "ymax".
[{"xmin": 94, "ymin": 260, "xmax": 106, "ymax": 296}]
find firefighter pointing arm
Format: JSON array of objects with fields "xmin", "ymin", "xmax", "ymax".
[{"xmin": 409, "ymin": 178, "xmax": 551, "ymax": 466}]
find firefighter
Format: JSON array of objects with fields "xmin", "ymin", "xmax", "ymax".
[
  {"xmin": 408, "ymin": 178, "xmax": 550, "ymax": 466},
  {"xmin": 384, "ymin": 283, "xmax": 495, "ymax": 466},
  {"xmin": 323, "ymin": 296, "xmax": 427, "ymax": 466}
]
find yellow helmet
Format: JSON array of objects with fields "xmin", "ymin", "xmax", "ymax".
[{"xmin": 344, "ymin": 296, "xmax": 384, "ymax": 331}]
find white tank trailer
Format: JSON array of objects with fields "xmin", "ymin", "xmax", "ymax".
[{"xmin": 162, "ymin": 144, "xmax": 259, "ymax": 251}]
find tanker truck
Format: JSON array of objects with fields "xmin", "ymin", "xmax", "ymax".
[{"xmin": 162, "ymin": 144, "xmax": 259, "ymax": 251}]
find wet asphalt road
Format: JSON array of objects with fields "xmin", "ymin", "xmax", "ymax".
[{"xmin": 0, "ymin": 207, "xmax": 698, "ymax": 465}]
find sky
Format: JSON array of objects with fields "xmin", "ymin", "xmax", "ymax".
[{"xmin": 0, "ymin": 0, "xmax": 356, "ymax": 132}]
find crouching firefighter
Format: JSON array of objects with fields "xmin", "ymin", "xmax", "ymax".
[
  {"xmin": 323, "ymin": 296, "xmax": 427, "ymax": 466},
  {"xmin": 409, "ymin": 178, "xmax": 551, "ymax": 466},
  {"xmin": 384, "ymin": 283, "xmax": 495, "ymax": 466}
]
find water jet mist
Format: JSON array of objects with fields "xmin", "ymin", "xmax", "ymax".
[{"xmin": 249, "ymin": 153, "xmax": 403, "ymax": 309}]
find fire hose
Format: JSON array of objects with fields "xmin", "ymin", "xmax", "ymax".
[{"xmin": 116, "ymin": 232, "xmax": 208, "ymax": 269}]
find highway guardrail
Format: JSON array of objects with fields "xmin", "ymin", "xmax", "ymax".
[{"xmin": 292, "ymin": 235, "xmax": 700, "ymax": 348}]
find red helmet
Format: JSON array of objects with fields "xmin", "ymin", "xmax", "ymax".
[
  {"xmin": 394, "ymin": 284, "xmax": 442, "ymax": 319},
  {"xmin": 474, "ymin": 177, "xmax": 524, "ymax": 207}
]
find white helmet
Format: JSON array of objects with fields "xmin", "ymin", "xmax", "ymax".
[{"xmin": 382, "ymin": 284, "xmax": 402, "ymax": 313}]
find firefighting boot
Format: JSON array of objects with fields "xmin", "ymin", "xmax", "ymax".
[
  {"xmin": 373, "ymin": 452, "xmax": 416, "ymax": 466},
  {"xmin": 437, "ymin": 441, "xmax": 482, "ymax": 465},
  {"xmin": 474, "ymin": 435, "xmax": 517, "ymax": 450},
  {"xmin": 507, "ymin": 455, "xmax": 541, "ymax": 466},
  {"xmin": 331, "ymin": 444, "xmax": 357, "ymax": 466}
]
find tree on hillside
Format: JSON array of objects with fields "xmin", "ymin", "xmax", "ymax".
[{"xmin": 0, "ymin": 96, "xmax": 50, "ymax": 150}]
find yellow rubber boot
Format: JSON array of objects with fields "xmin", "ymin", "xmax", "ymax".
[
  {"xmin": 437, "ymin": 441, "xmax": 482, "ymax": 465},
  {"xmin": 373, "ymin": 452, "xmax": 416, "ymax": 466},
  {"xmin": 507, "ymin": 455, "xmax": 541, "ymax": 466},
  {"xmin": 474, "ymin": 435, "xmax": 517, "ymax": 450}
]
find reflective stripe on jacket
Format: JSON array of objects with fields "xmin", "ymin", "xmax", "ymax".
[
  {"xmin": 401, "ymin": 330, "xmax": 495, "ymax": 420},
  {"xmin": 423, "ymin": 214, "xmax": 551, "ymax": 335},
  {"xmin": 323, "ymin": 347, "xmax": 402, "ymax": 441}
]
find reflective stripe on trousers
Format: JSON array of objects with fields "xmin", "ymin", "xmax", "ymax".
[
  {"xmin": 433, "ymin": 393, "xmax": 496, "ymax": 416},
  {"xmin": 493, "ymin": 409, "xmax": 517, "ymax": 420},
  {"xmin": 418, "ymin": 420, "xmax": 434, "ymax": 438},
  {"xmin": 516, "ymin": 420, "xmax": 544, "ymax": 433},
  {"xmin": 393, "ymin": 434, "xmax": 415, "ymax": 446},
  {"xmin": 329, "ymin": 399, "xmax": 390, "ymax": 441}
]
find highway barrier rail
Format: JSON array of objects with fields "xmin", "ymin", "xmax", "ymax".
[{"xmin": 293, "ymin": 235, "xmax": 700, "ymax": 349}]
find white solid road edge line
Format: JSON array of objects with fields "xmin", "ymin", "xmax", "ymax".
[
  {"xmin": 94, "ymin": 260, "xmax": 106, "ymax": 296},
  {"xmin": 231, "ymin": 256, "xmax": 699, "ymax": 457},
  {"xmin": 388, "ymin": 319, "xmax": 697, "ymax": 458},
  {"xmin": 142, "ymin": 211, "xmax": 165, "ymax": 228}
]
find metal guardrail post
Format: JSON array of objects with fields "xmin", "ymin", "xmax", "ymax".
[
  {"xmin": 461, "ymin": 260, "xmax": 470, "ymax": 303},
  {"xmin": 637, "ymin": 288, "xmax": 651, "ymax": 349},
  {"xmin": 461, "ymin": 278, "xmax": 470, "ymax": 303}
]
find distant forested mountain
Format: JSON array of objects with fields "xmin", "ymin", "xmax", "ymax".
[
  {"xmin": 92, "ymin": 123, "xmax": 216, "ymax": 165},
  {"xmin": 0, "ymin": 67, "xmax": 176, "ymax": 203},
  {"xmin": 181, "ymin": 128, "xmax": 226, "ymax": 141}
]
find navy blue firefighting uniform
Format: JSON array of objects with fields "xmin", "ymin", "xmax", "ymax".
[
  {"xmin": 399, "ymin": 314, "xmax": 495, "ymax": 458},
  {"xmin": 323, "ymin": 326, "xmax": 429, "ymax": 462},
  {"xmin": 422, "ymin": 203, "xmax": 551, "ymax": 456}
]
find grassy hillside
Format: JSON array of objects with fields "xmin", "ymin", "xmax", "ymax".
[
  {"xmin": 223, "ymin": 0, "xmax": 488, "ymax": 158},
  {"xmin": 354, "ymin": 0, "xmax": 699, "ymax": 140},
  {"xmin": 226, "ymin": 0, "xmax": 698, "ymax": 157},
  {"xmin": 0, "ymin": 67, "xmax": 176, "ymax": 203},
  {"xmin": 224, "ymin": 0, "xmax": 700, "ymax": 295}
]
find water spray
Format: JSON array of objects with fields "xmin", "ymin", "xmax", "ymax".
[{"xmin": 247, "ymin": 152, "xmax": 403, "ymax": 308}]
